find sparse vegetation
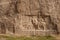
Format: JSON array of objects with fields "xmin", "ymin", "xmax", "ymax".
[{"xmin": 0, "ymin": 35, "xmax": 56, "ymax": 40}]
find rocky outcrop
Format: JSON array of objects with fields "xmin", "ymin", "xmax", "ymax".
[{"xmin": 0, "ymin": 0, "xmax": 60, "ymax": 36}]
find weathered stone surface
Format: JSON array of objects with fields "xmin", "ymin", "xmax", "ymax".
[{"xmin": 0, "ymin": 0, "xmax": 60, "ymax": 36}]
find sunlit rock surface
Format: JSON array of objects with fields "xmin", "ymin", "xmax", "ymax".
[{"xmin": 0, "ymin": 0, "xmax": 60, "ymax": 36}]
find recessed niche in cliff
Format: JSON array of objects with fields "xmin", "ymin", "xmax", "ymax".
[{"xmin": 0, "ymin": 0, "xmax": 60, "ymax": 35}]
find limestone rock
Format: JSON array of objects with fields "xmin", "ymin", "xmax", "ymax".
[{"xmin": 0, "ymin": 0, "xmax": 60, "ymax": 36}]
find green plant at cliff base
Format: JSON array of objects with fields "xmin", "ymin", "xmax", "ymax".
[{"xmin": 0, "ymin": 35, "xmax": 56, "ymax": 40}]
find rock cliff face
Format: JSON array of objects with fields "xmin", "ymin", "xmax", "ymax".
[{"xmin": 0, "ymin": 0, "xmax": 60, "ymax": 36}]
